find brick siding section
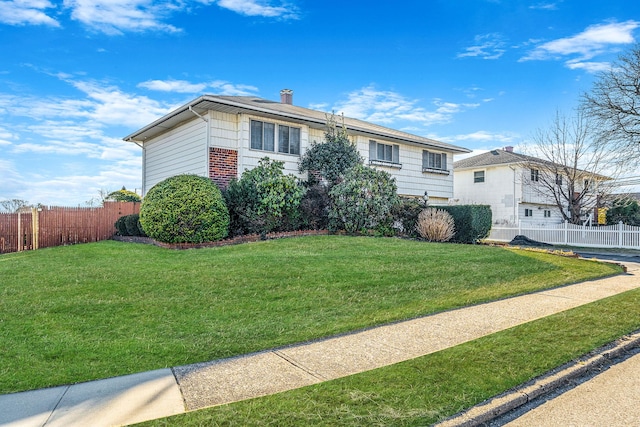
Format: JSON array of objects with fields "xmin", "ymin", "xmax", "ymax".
[{"xmin": 209, "ymin": 147, "xmax": 238, "ymax": 189}]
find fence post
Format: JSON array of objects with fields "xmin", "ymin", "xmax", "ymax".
[
  {"xmin": 619, "ymin": 221, "xmax": 623, "ymax": 248},
  {"xmin": 31, "ymin": 207, "xmax": 39, "ymax": 250},
  {"xmin": 564, "ymin": 220, "xmax": 568, "ymax": 245}
]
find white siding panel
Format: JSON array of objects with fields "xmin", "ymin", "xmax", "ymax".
[
  {"xmin": 358, "ymin": 136, "xmax": 454, "ymax": 199},
  {"xmin": 143, "ymin": 118, "xmax": 207, "ymax": 193},
  {"xmin": 237, "ymin": 114, "xmax": 309, "ymax": 179},
  {"xmin": 209, "ymin": 111, "xmax": 239, "ymax": 150}
]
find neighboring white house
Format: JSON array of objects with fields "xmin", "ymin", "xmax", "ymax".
[
  {"xmin": 453, "ymin": 147, "xmax": 608, "ymax": 225},
  {"xmin": 124, "ymin": 90, "xmax": 471, "ymax": 205}
]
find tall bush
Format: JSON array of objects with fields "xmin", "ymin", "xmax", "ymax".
[
  {"xmin": 392, "ymin": 196, "xmax": 426, "ymax": 237},
  {"xmin": 299, "ymin": 114, "xmax": 362, "ymax": 187},
  {"xmin": 440, "ymin": 205, "xmax": 492, "ymax": 244},
  {"xmin": 328, "ymin": 164, "xmax": 399, "ymax": 234},
  {"xmin": 140, "ymin": 174, "xmax": 229, "ymax": 243},
  {"xmin": 224, "ymin": 158, "xmax": 304, "ymax": 236}
]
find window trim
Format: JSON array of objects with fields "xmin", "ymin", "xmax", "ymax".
[
  {"xmin": 277, "ymin": 124, "xmax": 301, "ymax": 155},
  {"xmin": 524, "ymin": 208, "xmax": 533, "ymax": 217},
  {"xmin": 530, "ymin": 168, "xmax": 539, "ymax": 182},
  {"xmin": 473, "ymin": 170, "xmax": 485, "ymax": 183},
  {"xmin": 422, "ymin": 150, "xmax": 449, "ymax": 175},
  {"xmin": 250, "ymin": 119, "xmax": 275, "ymax": 152},
  {"xmin": 250, "ymin": 118, "xmax": 301, "ymax": 156},
  {"xmin": 369, "ymin": 140, "xmax": 402, "ymax": 169}
]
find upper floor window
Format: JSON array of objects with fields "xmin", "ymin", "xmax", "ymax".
[
  {"xmin": 422, "ymin": 151, "xmax": 448, "ymax": 173},
  {"xmin": 530, "ymin": 169, "xmax": 539, "ymax": 182},
  {"xmin": 369, "ymin": 140, "xmax": 400, "ymax": 166},
  {"xmin": 250, "ymin": 120, "xmax": 275, "ymax": 152},
  {"xmin": 250, "ymin": 119, "xmax": 300, "ymax": 155},
  {"xmin": 584, "ymin": 179, "xmax": 590, "ymax": 190},
  {"xmin": 555, "ymin": 174, "xmax": 563, "ymax": 185},
  {"xmin": 544, "ymin": 210, "xmax": 551, "ymax": 218},
  {"xmin": 525, "ymin": 208, "xmax": 533, "ymax": 217},
  {"xmin": 278, "ymin": 125, "xmax": 300, "ymax": 155},
  {"xmin": 474, "ymin": 170, "xmax": 485, "ymax": 183}
]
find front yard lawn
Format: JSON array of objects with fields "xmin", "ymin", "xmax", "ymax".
[
  {"xmin": 0, "ymin": 236, "xmax": 621, "ymax": 394},
  {"xmin": 138, "ymin": 288, "xmax": 640, "ymax": 426}
]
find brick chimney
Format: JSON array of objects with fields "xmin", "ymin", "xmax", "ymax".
[
  {"xmin": 504, "ymin": 146, "xmax": 514, "ymax": 153},
  {"xmin": 280, "ymin": 89, "xmax": 293, "ymax": 105}
]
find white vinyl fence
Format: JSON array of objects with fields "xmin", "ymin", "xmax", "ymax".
[{"xmin": 488, "ymin": 221, "xmax": 640, "ymax": 249}]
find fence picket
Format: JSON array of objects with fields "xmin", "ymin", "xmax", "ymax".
[
  {"xmin": 0, "ymin": 202, "xmax": 140, "ymax": 254},
  {"xmin": 489, "ymin": 221, "xmax": 640, "ymax": 249}
]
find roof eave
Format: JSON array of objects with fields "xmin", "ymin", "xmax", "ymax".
[{"xmin": 123, "ymin": 95, "xmax": 471, "ymax": 153}]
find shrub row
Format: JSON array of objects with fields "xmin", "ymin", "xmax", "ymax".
[{"xmin": 393, "ymin": 198, "xmax": 492, "ymax": 244}]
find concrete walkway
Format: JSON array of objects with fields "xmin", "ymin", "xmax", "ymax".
[{"xmin": 1, "ymin": 258, "xmax": 639, "ymax": 427}]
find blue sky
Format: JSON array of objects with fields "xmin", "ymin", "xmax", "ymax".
[{"xmin": 1, "ymin": 0, "xmax": 639, "ymax": 205}]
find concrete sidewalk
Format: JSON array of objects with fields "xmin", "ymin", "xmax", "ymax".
[{"xmin": 1, "ymin": 259, "xmax": 639, "ymax": 427}]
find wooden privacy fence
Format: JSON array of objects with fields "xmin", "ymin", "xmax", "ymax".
[
  {"xmin": 0, "ymin": 201, "xmax": 140, "ymax": 254},
  {"xmin": 488, "ymin": 221, "xmax": 640, "ymax": 249}
]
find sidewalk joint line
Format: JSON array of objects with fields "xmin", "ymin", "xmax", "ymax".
[
  {"xmin": 42, "ymin": 385, "xmax": 70, "ymax": 427},
  {"xmin": 272, "ymin": 350, "xmax": 327, "ymax": 381}
]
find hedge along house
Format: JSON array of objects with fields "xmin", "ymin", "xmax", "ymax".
[{"xmin": 124, "ymin": 90, "xmax": 471, "ymax": 204}]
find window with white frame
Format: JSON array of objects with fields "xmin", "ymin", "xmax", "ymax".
[
  {"xmin": 369, "ymin": 140, "xmax": 400, "ymax": 165},
  {"xmin": 422, "ymin": 150, "xmax": 448, "ymax": 174},
  {"xmin": 525, "ymin": 208, "xmax": 533, "ymax": 217},
  {"xmin": 278, "ymin": 125, "xmax": 300, "ymax": 155},
  {"xmin": 250, "ymin": 119, "xmax": 301, "ymax": 155},
  {"xmin": 250, "ymin": 120, "xmax": 275, "ymax": 152},
  {"xmin": 530, "ymin": 169, "xmax": 539, "ymax": 182},
  {"xmin": 474, "ymin": 170, "xmax": 485, "ymax": 183},
  {"xmin": 544, "ymin": 210, "xmax": 551, "ymax": 218},
  {"xmin": 555, "ymin": 174, "xmax": 563, "ymax": 185}
]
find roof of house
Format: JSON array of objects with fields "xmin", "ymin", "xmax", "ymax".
[
  {"xmin": 453, "ymin": 148, "xmax": 543, "ymax": 169},
  {"xmin": 454, "ymin": 148, "xmax": 611, "ymax": 180},
  {"xmin": 124, "ymin": 94, "xmax": 471, "ymax": 154}
]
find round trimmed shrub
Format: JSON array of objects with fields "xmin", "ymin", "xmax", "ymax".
[{"xmin": 140, "ymin": 175, "xmax": 229, "ymax": 243}]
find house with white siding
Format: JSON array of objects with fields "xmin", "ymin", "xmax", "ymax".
[
  {"xmin": 453, "ymin": 147, "xmax": 609, "ymax": 225},
  {"xmin": 124, "ymin": 90, "xmax": 471, "ymax": 204}
]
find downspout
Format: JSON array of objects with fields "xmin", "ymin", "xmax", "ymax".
[{"xmin": 189, "ymin": 106, "xmax": 210, "ymax": 178}]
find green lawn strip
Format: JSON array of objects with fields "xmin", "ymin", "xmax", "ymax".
[
  {"xmin": 0, "ymin": 236, "xmax": 620, "ymax": 394},
  {"xmin": 138, "ymin": 288, "xmax": 640, "ymax": 427}
]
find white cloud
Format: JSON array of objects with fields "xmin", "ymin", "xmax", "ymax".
[
  {"xmin": 521, "ymin": 20, "xmax": 640, "ymax": 71},
  {"xmin": 458, "ymin": 33, "xmax": 506, "ymax": 60},
  {"xmin": 137, "ymin": 78, "xmax": 259, "ymax": 95},
  {"xmin": 0, "ymin": 0, "xmax": 60, "ymax": 27},
  {"xmin": 2, "ymin": 0, "xmax": 299, "ymax": 33},
  {"xmin": 215, "ymin": 0, "xmax": 299, "ymax": 19},
  {"xmin": 18, "ymin": 163, "xmax": 142, "ymax": 206},
  {"xmin": 138, "ymin": 79, "xmax": 208, "ymax": 93},
  {"xmin": 529, "ymin": 2, "xmax": 559, "ymax": 10},
  {"xmin": 62, "ymin": 0, "xmax": 182, "ymax": 35},
  {"xmin": 0, "ymin": 159, "xmax": 23, "ymax": 200},
  {"xmin": 441, "ymin": 130, "xmax": 520, "ymax": 144},
  {"xmin": 333, "ymin": 86, "xmax": 479, "ymax": 128}
]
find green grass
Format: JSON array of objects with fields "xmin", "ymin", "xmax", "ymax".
[
  {"xmin": 138, "ymin": 288, "xmax": 640, "ymax": 426},
  {"xmin": 0, "ymin": 236, "xmax": 621, "ymax": 394}
]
